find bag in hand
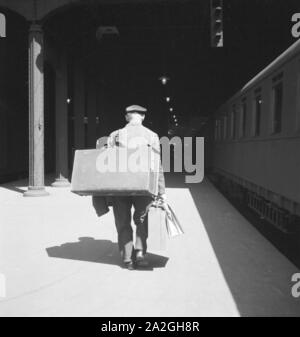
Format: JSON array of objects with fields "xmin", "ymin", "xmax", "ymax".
[
  {"xmin": 147, "ymin": 202, "xmax": 184, "ymax": 251},
  {"xmin": 147, "ymin": 204, "xmax": 168, "ymax": 251},
  {"xmin": 165, "ymin": 204, "xmax": 184, "ymax": 238}
]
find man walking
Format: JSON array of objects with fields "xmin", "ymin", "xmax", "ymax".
[{"xmin": 107, "ymin": 105, "xmax": 166, "ymax": 270}]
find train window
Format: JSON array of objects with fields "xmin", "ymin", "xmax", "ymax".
[
  {"xmin": 218, "ymin": 120, "xmax": 222, "ymax": 139},
  {"xmin": 223, "ymin": 115, "xmax": 227, "ymax": 139},
  {"xmin": 227, "ymin": 112, "xmax": 231, "ymax": 138},
  {"xmin": 231, "ymin": 105, "xmax": 237, "ymax": 139},
  {"xmin": 214, "ymin": 120, "xmax": 218, "ymax": 140},
  {"xmin": 272, "ymin": 81, "xmax": 283, "ymax": 134},
  {"xmin": 240, "ymin": 98, "xmax": 247, "ymax": 138},
  {"xmin": 215, "ymin": 119, "xmax": 221, "ymax": 140},
  {"xmin": 254, "ymin": 94, "xmax": 262, "ymax": 136},
  {"xmin": 296, "ymin": 63, "xmax": 300, "ymax": 132}
]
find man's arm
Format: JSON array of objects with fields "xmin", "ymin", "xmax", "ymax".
[
  {"xmin": 158, "ymin": 161, "xmax": 166, "ymax": 198},
  {"xmin": 106, "ymin": 130, "xmax": 118, "ymax": 148},
  {"xmin": 152, "ymin": 133, "xmax": 166, "ymax": 199},
  {"xmin": 96, "ymin": 131, "xmax": 117, "ymax": 149}
]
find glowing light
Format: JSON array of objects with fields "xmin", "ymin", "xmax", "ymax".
[
  {"xmin": 67, "ymin": 98, "xmax": 71, "ymax": 104},
  {"xmin": 159, "ymin": 76, "xmax": 170, "ymax": 85}
]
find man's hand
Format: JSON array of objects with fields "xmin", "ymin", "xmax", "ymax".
[
  {"xmin": 157, "ymin": 194, "xmax": 171, "ymax": 217},
  {"xmin": 157, "ymin": 193, "xmax": 167, "ymax": 202}
]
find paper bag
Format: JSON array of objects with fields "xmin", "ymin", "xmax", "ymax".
[
  {"xmin": 165, "ymin": 204, "xmax": 184, "ymax": 237},
  {"xmin": 147, "ymin": 205, "xmax": 167, "ymax": 251}
]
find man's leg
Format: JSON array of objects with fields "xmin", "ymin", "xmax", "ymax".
[
  {"xmin": 112, "ymin": 196, "xmax": 134, "ymax": 263},
  {"xmin": 132, "ymin": 196, "xmax": 153, "ymax": 255}
]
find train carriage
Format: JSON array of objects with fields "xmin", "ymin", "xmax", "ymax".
[{"xmin": 212, "ymin": 39, "xmax": 300, "ymax": 232}]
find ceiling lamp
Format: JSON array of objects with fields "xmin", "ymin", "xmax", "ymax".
[{"xmin": 159, "ymin": 76, "xmax": 170, "ymax": 85}]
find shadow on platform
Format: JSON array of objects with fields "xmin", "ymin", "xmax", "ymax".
[
  {"xmin": 166, "ymin": 173, "xmax": 300, "ymax": 317},
  {"xmin": 0, "ymin": 184, "xmax": 25, "ymax": 194},
  {"xmin": 46, "ymin": 237, "xmax": 169, "ymax": 271},
  {"xmin": 0, "ymin": 174, "xmax": 57, "ymax": 194}
]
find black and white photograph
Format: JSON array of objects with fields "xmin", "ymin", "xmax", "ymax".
[{"xmin": 0, "ymin": 0, "xmax": 300, "ymax": 320}]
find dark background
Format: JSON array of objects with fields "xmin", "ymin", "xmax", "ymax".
[
  {"xmin": 0, "ymin": 0, "xmax": 300, "ymax": 180},
  {"xmin": 43, "ymin": 0, "xmax": 300, "ymax": 122}
]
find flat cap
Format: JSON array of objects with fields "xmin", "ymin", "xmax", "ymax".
[{"xmin": 125, "ymin": 105, "xmax": 147, "ymax": 113}]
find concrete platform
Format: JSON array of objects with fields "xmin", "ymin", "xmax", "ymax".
[{"xmin": 0, "ymin": 174, "xmax": 299, "ymax": 317}]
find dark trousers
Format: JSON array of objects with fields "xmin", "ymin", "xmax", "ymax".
[{"xmin": 112, "ymin": 196, "xmax": 153, "ymax": 263}]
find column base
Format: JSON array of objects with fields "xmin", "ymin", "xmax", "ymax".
[
  {"xmin": 51, "ymin": 178, "xmax": 70, "ymax": 188},
  {"xmin": 23, "ymin": 186, "xmax": 50, "ymax": 197}
]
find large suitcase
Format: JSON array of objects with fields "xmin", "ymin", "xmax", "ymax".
[{"xmin": 71, "ymin": 146, "xmax": 159, "ymax": 196}]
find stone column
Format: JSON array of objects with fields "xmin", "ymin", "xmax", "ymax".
[
  {"xmin": 52, "ymin": 50, "xmax": 70, "ymax": 187},
  {"xmin": 24, "ymin": 23, "xmax": 49, "ymax": 197}
]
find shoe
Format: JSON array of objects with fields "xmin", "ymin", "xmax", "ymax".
[
  {"xmin": 135, "ymin": 251, "xmax": 149, "ymax": 267},
  {"xmin": 124, "ymin": 261, "xmax": 136, "ymax": 271}
]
